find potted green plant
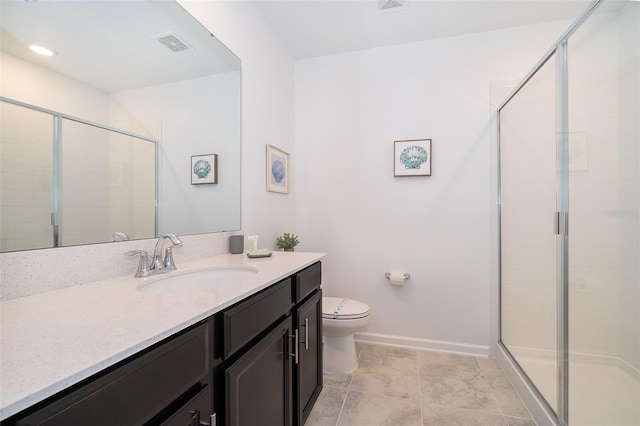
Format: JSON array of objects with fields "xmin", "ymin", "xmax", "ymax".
[{"xmin": 276, "ymin": 233, "xmax": 299, "ymax": 252}]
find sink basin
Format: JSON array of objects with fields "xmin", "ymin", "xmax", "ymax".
[{"xmin": 137, "ymin": 265, "xmax": 258, "ymax": 293}]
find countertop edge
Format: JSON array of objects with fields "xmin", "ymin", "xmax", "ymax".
[{"xmin": 0, "ymin": 252, "xmax": 326, "ymax": 421}]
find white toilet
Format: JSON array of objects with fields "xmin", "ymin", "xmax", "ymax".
[{"xmin": 322, "ymin": 296, "xmax": 370, "ymax": 374}]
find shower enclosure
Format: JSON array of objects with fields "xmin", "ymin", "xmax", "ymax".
[{"xmin": 498, "ymin": 1, "xmax": 639, "ymax": 425}]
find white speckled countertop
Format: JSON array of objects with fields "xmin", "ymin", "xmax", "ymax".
[{"xmin": 0, "ymin": 251, "xmax": 325, "ymax": 421}]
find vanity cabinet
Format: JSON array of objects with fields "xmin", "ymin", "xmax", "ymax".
[
  {"xmin": 11, "ymin": 321, "xmax": 212, "ymax": 426},
  {"xmin": 294, "ymin": 264, "xmax": 323, "ymax": 425},
  {"xmin": 295, "ymin": 290, "xmax": 322, "ymax": 425},
  {"xmin": 224, "ymin": 316, "xmax": 295, "ymax": 426},
  {"xmin": 217, "ymin": 261, "xmax": 323, "ymax": 426},
  {"xmin": 3, "ymin": 261, "xmax": 323, "ymax": 426}
]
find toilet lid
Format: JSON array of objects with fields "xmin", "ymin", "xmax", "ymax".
[{"xmin": 322, "ymin": 297, "xmax": 370, "ymax": 320}]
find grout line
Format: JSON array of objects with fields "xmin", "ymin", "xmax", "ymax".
[
  {"xmin": 416, "ymin": 348, "xmax": 425, "ymax": 425},
  {"xmin": 334, "ymin": 345, "xmax": 361, "ymax": 426}
]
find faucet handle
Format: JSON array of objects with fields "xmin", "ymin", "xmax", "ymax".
[
  {"xmin": 125, "ymin": 250, "xmax": 151, "ymax": 278},
  {"xmin": 163, "ymin": 246, "xmax": 177, "ymax": 271}
]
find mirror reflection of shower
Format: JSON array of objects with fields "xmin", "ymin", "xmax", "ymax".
[{"xmin": 0, "ymin": 98, "xmax": 157, "ymax": 252}]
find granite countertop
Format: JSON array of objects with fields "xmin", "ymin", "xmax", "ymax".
[{"xmin": 0, "ymin": 251, "xmax": 325, "ymax": 421}]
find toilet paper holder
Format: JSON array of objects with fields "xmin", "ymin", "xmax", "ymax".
[{"xmin": 385, "ymin": 272, "xmax": 410, "ymax": 280}]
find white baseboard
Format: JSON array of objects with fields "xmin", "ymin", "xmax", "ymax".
[{"xmin": 354, "ymin": 332, "xmax": 490, "ymax": 357}]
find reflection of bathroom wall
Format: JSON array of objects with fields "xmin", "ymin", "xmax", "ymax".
[
  {"xmin": 106, "ymin": 133, "xmax": 156, "ymax": 241},
  {"xmin": 111, "ymin": 72, "xmax": 241, "ymax": 235}
]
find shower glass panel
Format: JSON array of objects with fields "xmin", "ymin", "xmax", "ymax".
[
  {"xmin": 60, "ymin": 119, "xmax": 156, "ymax": 247},
  {"xmin": 0, "ymin": 102, "xmax": 54, "ymax": 251},
  {"xmin": 566, "ymin": 2, "xmax": 640, "ymax": 425},
  {"xmin": 499, "ymin": 54, "xmax": 559, "ymax": 413}
]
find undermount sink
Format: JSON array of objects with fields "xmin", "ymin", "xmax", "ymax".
[{"xmin": 137, "ymin": 265, "xmax": 258, "ymax": 293}]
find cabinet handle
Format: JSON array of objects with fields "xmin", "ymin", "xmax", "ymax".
[
  {"xmin": 299, "ymin": 318, "xmax": 309, "ymax": 350},
  {"xmin": 197, "ymin": 413, "xmax": 216, "ymax": 426},
  {"xmin": 280, "ymin": 329, "xmax": 299, "ymax": 364},
  {"xmin": 189, "ymin": 409, "xmax": 199, "ymax": 426}
]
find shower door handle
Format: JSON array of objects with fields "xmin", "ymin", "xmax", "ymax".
[{"xmin": 554, "ymin": 211, "xmax": 568, "ymax": 235}]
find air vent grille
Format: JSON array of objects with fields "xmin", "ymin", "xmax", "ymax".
[{"xmin": 153, "ymin": 33, "xmax": 193, "ymax": 53}]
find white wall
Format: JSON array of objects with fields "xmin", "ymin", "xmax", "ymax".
[
  {"xmin": 1, "ymin": 0, "xmax": 295, "ymax": 300},
  {"xmin": 179, "ymin": 0, "xmax": 297, "ymax": 248},
  {"xmin": 295, "ymin": 21, "xmax": 569, "ymax": 354}
]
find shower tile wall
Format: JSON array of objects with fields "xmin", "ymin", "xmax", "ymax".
[
  {"xmin": 0, "ymin": 103, "xmax": 54, "ymax": 251},
  {"xmin": 500, "ymin": 63, "xmax": 558, "ymax": 354},
  {"xmin": 567, "ymin": 6, "xmax": 637, "ymax": 366}
]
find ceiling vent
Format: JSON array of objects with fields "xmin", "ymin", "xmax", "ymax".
[
  {"xmin": 377, "ymin": 0, "xmax": 407, "ymax": 12},
  {"xmin": 153, "ymin": 33, "xmax": 193, "ymax": 53}
]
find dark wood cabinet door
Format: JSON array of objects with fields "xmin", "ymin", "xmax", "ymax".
[
  {"xmin": 13, "ymin": 322, "xmax": 210, "ymax": 426},
  {"xmin": 160, "ymin": 386, "xmax": 212, "ymax": 426},
  {"xmin": 296, "ymin": 290, "xmax": 322, "ymax": 425},
  {"xmin": 225, "ymin": 316, "xmax": 294, "ymax": 426}
]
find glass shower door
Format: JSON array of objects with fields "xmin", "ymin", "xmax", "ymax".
[
  {"xmin": 499, "ymin": 54, "xmax": 559, "ymax": 413},
  {"xmin": 566, "ymin": 2, "xmax": 640, "ymax": 424}
]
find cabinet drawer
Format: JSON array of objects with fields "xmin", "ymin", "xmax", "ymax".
[
  {"xmin": 294, "ymin": 262, "xmax": 321, "ymax": 303},
  {"xmin": 161, "ymin": 386, "xmax": 212, "ymax": 426},
  {"xmin": 223, "ymin": 278, "xmax": 292, "ymax": 359},
  {"xmin": 16, "ymin": 323, "xmax": 210, "ymax": 426}
]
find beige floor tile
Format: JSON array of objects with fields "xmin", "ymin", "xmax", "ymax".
[
  {"xmin": 358, "ymin": 344, "xmax": 417, "ymax": 374},
  {"xmin": 476, "ymin": 356, "xmax": 503, "ymax": 371},
  {"xmin": 310, "ymin": 343, "xmax": 537, "ymax": 426},
  {"xmin": 306, "ymin": 386, "xmax": 347, "ymax": 426},
  {"xmin": 422, "ymin": 403, "xmax": 509, "ymax": 426},
  {"xmin": 482, "ymin": 370, "xmax": 531, "ymax": 418},
  {"xmin": 337, "ymin": 391, "xmax": 422, "ymax": 426},
  {"xmin": 505, "ymin": 416, "xmax": 537, "ymax": 426},
  {"xmin": 350, "ymin": 368, "xmax": 420, "ymax": 400},
  {"xmin": 419, "ymin": 363, "xmax": 502, "ymax": 413},
  {"xmin": 418, "ymin": 350, "xmax": 480, "ymax": 368},
  {"xmin": 323, "ymin": 372, "xmax": 352, "ymax": 390}
]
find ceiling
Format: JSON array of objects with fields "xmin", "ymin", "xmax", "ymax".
[
  {"xmin": 251, "ymin": 0, "xmax": 612, "ymax": 59},
  {"xmin": 0, "ymin": 1, "xmax": 240, "ymax": 93}
]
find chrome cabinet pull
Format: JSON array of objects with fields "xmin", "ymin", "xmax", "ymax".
[
  {"xmin": 292, "ymin": 329, "xmax": 299, "ymax": 364},
  {"xmin": 279, "ymin": 329, "xmax": 299, "ymax": 364},
  {"xmin": 196, "ymin": 412, "xmax": 216, "ymax": 426},
  {"xmin": 299, "ymin": 318, "xmax": 309, "ymax": 350}
]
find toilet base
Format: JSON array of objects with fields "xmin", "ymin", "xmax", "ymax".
[{"xmin": 323, "ymin": 334, "xmax": 358, "ymax": 374}]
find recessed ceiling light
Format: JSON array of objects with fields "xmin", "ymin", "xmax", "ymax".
[{"xmin": 29, "ymin": 45, "xmax": 57, "ymax": 56}]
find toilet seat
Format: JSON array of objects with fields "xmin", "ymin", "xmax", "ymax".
[{"xmin": 322, "ymin": 297, "xmax": 369, "ymax": 320}]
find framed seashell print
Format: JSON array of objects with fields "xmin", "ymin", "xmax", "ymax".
[
  {"xmin": 191, "ymin": 154, "xmax": 218, "ymax": 184},
  {"xmin": 394, "ymin": 139, "xmax": 432, "ymax": 177},
  {"xmin": 266, "ymin": 144, "xmax": 290, "ymax": 193}
]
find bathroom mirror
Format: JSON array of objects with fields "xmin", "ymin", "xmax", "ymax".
[{"xmin": 0, "ymin": 0, "xmax": 241, "ymax": 252}]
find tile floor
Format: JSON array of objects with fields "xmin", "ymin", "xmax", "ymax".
[{"xmin": 306, "ymin": 343, "xmax": 537, "ymax": 426}]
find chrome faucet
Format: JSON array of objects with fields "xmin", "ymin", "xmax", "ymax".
[
  {"xmin": 125, "ymin": 233, "xmax": 183, "ymax": 278},
  {"xmin": 150, "ymin": 232, "xmax": 183, "ymax": 273}
]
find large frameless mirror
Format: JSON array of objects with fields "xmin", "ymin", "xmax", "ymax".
[{"xmin": 0, "ymin": 0, "xmax": 241, "ymax": 252}]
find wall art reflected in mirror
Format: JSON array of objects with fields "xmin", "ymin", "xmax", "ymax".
[{"xmin": 0, "ymin": 0, "xmax": 241, "ymax": 252}]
